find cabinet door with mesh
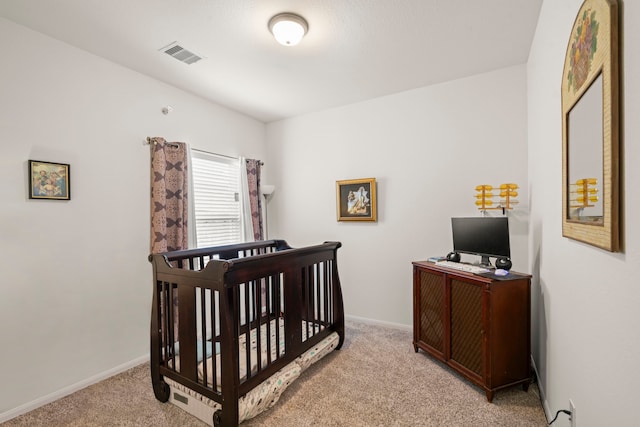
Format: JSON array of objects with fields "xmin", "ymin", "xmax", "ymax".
[
  {"xmin": 417, "ymin": 270, "xmax": 445, "ymax": 354},
  {"xmin": 450, "ymin": 279, "xmax": 483, "ymax": 377}
]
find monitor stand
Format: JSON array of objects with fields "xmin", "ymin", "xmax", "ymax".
[{"xmin": 479, "ymin": 255, "xmax": 493, "ymax": 268}]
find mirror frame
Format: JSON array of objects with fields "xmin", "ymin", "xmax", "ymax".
[{"xmin": 562, "ymin": 0, "xmax": 619, "ymax": 251}]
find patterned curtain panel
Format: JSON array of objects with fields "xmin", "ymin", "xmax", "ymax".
[
  {"xmin": 150, "ymin": 137, "xmax": 189, "ymax": 254},
  {"xmin": 245, "ymin": 159, "xmax": 263, "ymax": 241}
]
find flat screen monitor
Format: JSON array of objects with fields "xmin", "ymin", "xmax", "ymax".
[{"xmin": 451, "ymin": 216, "xmax": 510, "ymax": 267}]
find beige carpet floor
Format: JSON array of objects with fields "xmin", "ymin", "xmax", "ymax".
[{"xmin": 2, "ymin": 321, "xmax": 547, "ymax": 426}]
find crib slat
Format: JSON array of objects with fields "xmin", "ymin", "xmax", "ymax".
[
  {"xmin": 323, "ymin": 261, "xmax": 330, "ymax": 325},
  {"xmin": 199, "ymin": 287, "xmax": 208, "ymax": 387},
  {"xmin": 305, "ymin": 265, "xmax": 313, "ymax": 339},
  {"xmin": 265, "ymin": 276, "xmax": 273, "ymax": 365},
  {"xmin": 242, "ymin": 281, "xmax": 252, "ymax": 380},
  {"xmin": 166, "ymin": 282, "xmax": 176, "ymax": 370},
  {"xmin": 247, "ymin": 279, "xmax": 262, "ymax": 372},
  {"xmin": 274, "ymin": 273, "xmax": 282, "ymax": 359},
  {"xmin": 210, "ymin": 289, "xmax": 219, "ymax": 392}
]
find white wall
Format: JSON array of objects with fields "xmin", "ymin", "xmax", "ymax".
[
  {"xmin": 528, "ymin": 1, "xmax": 640, "ymax": 425},
  {"xmin": 266, "ymin": 65, "xmax": 529, "ymax": 326},
  {"xmin": 0, "ymin": 18, "xmax": 265, "ymax": 418}
]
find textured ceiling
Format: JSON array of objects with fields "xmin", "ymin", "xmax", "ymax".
[{"xmin": 0, "ymin": 0, "xmax": 543, "ymax": 123}]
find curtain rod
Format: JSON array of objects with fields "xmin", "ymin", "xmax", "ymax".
[
  {"xmin": 145, "ymin": 137, "xmax": 179, "ymax": 149},
  {"xmin": 147, "ymin": 143, "xmax": 264, "ymax": 165}
]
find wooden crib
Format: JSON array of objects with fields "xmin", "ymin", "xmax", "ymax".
[{"xmin": 148, "ymin": 240, "xmax": 344, "ymax": 426}]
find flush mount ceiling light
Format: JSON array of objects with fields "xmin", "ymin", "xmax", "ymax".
[{"xmin": 268, "ymin": 13, "xmax": 308, "ymax": 46}]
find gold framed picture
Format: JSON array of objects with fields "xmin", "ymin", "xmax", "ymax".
[
  {"xmin": 29, "ymin": 160, "xmax": 71, "ymax": 200},
  {"xmin": 336, "ymin": 178, "xmax": 377, "ymax": 222}
]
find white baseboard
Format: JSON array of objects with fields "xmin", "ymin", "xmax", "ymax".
[
  {"xmin": 0, "ymin": 354, "xmax": 149, "ymax": 424},
  {"xmin": 345, "ymin": 314, "xmax": 411, "ymax": 331},
  {"xmin": 530, "ymin": 355, "xmax": 551, "ymax": 422}
]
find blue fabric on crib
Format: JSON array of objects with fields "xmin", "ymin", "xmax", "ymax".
[{"xmin": 174, "ymin": 340, "xmax": 219, "ymax": 362}]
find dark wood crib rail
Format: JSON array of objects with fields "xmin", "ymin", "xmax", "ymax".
[
  {"xmin": 148, "ymin": 240, "xmax": 344, "ymax": 427},
  {"xmin": 163, "ymin": 239, "xmax": 293, "ymax": 270}
]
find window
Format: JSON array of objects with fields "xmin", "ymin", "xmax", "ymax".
[{"xmin": 191, "ymin": 150, "xmax": 242, "ymax": 247}]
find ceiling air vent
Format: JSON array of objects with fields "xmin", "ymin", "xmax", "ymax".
[{"xmin": 160, "ymin": 42, "xmax": 203, "ymax": 65}]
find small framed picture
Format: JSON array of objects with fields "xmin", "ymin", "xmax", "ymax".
[
  {"xmin": 336, "ymin": 177, "xmax": 377, "ymax": 222},
  {"xmin": 29, "ymin": 160, "xmax": 71, "ymax": 200}
]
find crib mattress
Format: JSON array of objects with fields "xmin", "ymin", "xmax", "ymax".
[{"xmin": 166, "ymin": 330, "xmax": 339, "ymax": 425}]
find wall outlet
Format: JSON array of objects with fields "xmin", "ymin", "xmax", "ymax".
[{"xmin": 569, "ymin": 399, "xmax": 576, "ymax": 427}]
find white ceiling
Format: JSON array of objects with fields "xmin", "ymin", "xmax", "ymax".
[{"xmin": 0, "ymin": 0, "xmax": 543, "ymax": 123}]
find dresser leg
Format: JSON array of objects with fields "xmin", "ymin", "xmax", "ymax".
[{"xmin": 485, "ymin": 390, "xmax": 494, "ymax": 402}]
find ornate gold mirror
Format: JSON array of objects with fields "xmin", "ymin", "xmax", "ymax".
[{"xmin": 562, "ymin": 0, "xmax": 619, "ymax": 251}]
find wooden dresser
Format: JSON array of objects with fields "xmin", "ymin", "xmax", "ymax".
[{"xmin": 412, "ymin": 261, "xmax": 531, "ymax": 402}]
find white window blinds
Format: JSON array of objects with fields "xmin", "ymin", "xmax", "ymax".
[{"xmin": 191, "ymin": 150, "xmax": 242, "ymax": 247}]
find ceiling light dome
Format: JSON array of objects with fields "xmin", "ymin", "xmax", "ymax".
[{"xmin": 268, "ymin": 13, "xmax": 308, "ymax": 46}]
